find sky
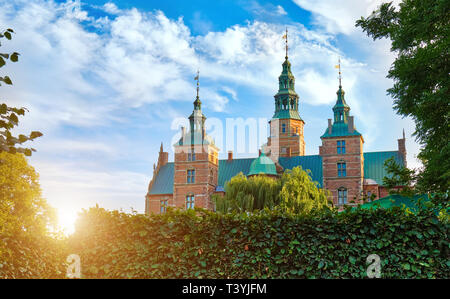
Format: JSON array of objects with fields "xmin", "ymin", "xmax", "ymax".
[{"xmin": 0, "ymin": 0, "xmax": 418, "ymax": 232}]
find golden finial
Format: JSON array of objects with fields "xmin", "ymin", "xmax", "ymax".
[
  {"xmin": 334, "ymin": 57, "xmax": 342, "ymax": 87},
  {"xmin": 194, "ymin": 69, "xmax": 200, "ymax": 98},
  {"xmin": 282, "ymin": 27, "xmax": 288, "ymax": 59}
]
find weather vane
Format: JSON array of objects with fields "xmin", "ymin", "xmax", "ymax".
[
  {"xmin": 194, "ymin": 69, "xmax": 200, "ymax": 97},
  {"xmin": 282, "ymin": 28, "xmax": 288, "ymax": 58},
  {"xmin": 335, "ymin": 57, "xmax": 342, "ymax": 87}
]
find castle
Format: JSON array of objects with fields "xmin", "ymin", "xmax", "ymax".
[{"xmin": 145, "ymin": 41, "xmax": 406, "ymax": 214}]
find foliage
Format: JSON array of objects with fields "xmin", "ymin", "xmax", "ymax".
[
  {"xmin": 213, "ymin": 173, "xmax": 281, "ymax": 213},
  {"xmin": 279, "ymin": 167, "xmax": 330, "ymax": 214},
  {"xmin": 383, "ymin": 157, "xmax": 417, "ymax": 196},
  {"xmin": 0, "ymin": 28, "xmax": 42, "ymax": 156},
  {"xmin": 356, "ymin": 0, "xmax": 450, "ymax": 193},
  {"xmin": 0, "ymin": 152, "xmax": 65, "ymax": 278},
  {"xmin": 69, "ymin": 204, "xmax": 449, "ymax": 279},
  {"xmin": 214, "ymin": 166, "xmax": 330, "ymax": 214}
]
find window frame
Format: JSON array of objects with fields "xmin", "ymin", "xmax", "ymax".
[
  {"xmin": 187, "ymin": 169, "xmax": 195, "ymax": 183},
  {"xmin": 338, "ymin": 188, "xmax": 347, "ymax": 205},
  {"xmin": 337, "ymin": 162, "xmax": 347, "ymax": 177},
  {"xmin": 186, "ymin": 194, "xmax": 195, "ymax": 209}
]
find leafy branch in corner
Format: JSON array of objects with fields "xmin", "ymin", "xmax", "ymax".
[{"xmin": 0, "ymin": 28, "xmax": 42, "ymax": 156}]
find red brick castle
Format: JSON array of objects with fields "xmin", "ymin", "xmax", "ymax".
[{"xmin": 146, "ymin": 44, "xmax": 406, "ymax": 214}]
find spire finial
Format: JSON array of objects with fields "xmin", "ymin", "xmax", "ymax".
[
  {"xmin": 195, "ymin": 69, "xmax": 200, "ymax": 98},
  {"xmin": 282, "ymin": 27, "xmax": 288, "ymax": 59},
  {"xmin": 336, "ymin": 57, "xmax": 342, "ymax": 87},
  {"xmin": 403, "ymin": 128, "xmax": 405, "ymax": 139},
  {"xmin": 160, "ymin": 142, "xmax": 163, "ymax": 152}
]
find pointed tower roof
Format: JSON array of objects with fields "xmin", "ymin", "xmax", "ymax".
[
  {"xmin": 176, "ymin": 71, "xmax": 215, "ymax": 146},
  {"xmin": 272, "ymin": 28, "xmax": 302, "ymax": 120},
  {"xmin": 321, "ymin": 60, "xmax": 361, "ymax": 138}
]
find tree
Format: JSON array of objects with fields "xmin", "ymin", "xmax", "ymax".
[
  {"xmin": 356, "ymin": 0, "xmax": 449, "ymax": 194},
  {"xmin": 279, "ymin": 167, "xmax": 330, "ymax": 214},
  {"xmin": 0, "ymin": 28, "xmax": 42, "ymax": 156},
  {"xmin": 0, "ymin": 151, "xmax": 63, "ymax": 278},
  {"xmin": 214, "ymin": 166, "xmax": 330, "ymax": 214},
  {"xmin": 382, "ymin": 156, "xmax": 417, "ymax": 197}
]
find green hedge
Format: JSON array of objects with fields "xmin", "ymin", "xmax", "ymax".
[{"xmin": 69, "ymin": 205, "xmax": 449, "ymax": 279}]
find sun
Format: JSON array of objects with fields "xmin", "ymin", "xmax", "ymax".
[{"xmin": 57, "ymin": 208, "xmax": 78, "ymax": 235}]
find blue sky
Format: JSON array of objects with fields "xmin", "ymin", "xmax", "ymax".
[{"xmin": 1, "ymin": 0, "xmax": 415, "ymax": 231}]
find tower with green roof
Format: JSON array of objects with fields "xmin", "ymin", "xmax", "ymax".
[
  {"xmin": 266, "ymin": 29, "xmax": 305, "ymax": 161},
  {"xmin": 172, "ymin": 71, "xmax": 219, "ymax": 211},
  {"xmin": 319, "ymin": 60, "xmax": 365, "ymax": 207}
]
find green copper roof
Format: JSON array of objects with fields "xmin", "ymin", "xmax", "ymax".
[
  {"xmin": 217, "ymin": 158, "xmax": 254, "ymax": 186},
  {"xmin": 148, "ymin": 163, "xmax": 174, "ymax": 195},
  {"xmin": 176, "ymin": 131, "xmax": 215, "ymax": 146},
  {"xmin": 363, "ymin": 151, "xmax": 405, "ymax": 185},
  {"xmin": 321, "ymin": 122, "xmax": 362, "ymax": 138},
  {"xmin": 272, "ymin": 110, "xmax": 303, "ymax": 120},
  {"xmin": 278, "ymin": 155, "xmax": 323, "ymax": 187},
  {"xmin": 358, "ymin": 194, "xmax": 430, "ymax": 213},
  {"xmin": 148, "ymin": 151, "xmax": 405, "ymax": 195},
  {"xmin": 248, "ymin": 153, "xmax": 277, "ymax": 176}
]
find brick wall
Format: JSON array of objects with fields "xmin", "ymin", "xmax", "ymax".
[
  {"xmin": 320, "ymin": 135, "xmax": 364, "ymax": 206},
  {"xmin": 173, "ymin": 144, "xmax": 219, "ymax": 211},
  {"xmin": 267, "ymin": 118, "xmax": 305, "ymax": 160}
]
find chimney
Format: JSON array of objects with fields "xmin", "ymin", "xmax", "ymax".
[
  {"xmin": 348, "ymin": 116, "xmax": 354, "ymax": 133},
  {"xmin": 181, "ymin": 126, "xmax": 186, "ymax": 145},
  {"xmin": 228, "ymin": 151, "xmax": 233, "ymax": 161},
  {"xmin": 328, "ymin": 119, "xmax": 332, "ymax": 134},
  {"xmin": 398, "ymin": 130, "xmax": 407, "ymax": 167}
]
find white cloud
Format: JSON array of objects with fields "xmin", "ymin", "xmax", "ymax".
[
  {"xmin": 276, "ymin": 5, "xmax": 287, "ymax": 16},
  {"xmin": 0, "ymin": 0, "xmax": 420, "ymax": 217}
]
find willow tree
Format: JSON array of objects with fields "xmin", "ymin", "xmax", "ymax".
[{"xmin": 214, "ymin": 166, "xmax": 330, "ymax": 214}]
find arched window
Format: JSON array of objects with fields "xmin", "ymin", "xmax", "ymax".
[
  {"xmin": 284, "ymin": 80, "xmax": 287, "ymax": 88},
  {"xmin": 186, "ymin": 194, "xmax": 195, "ymax": 209},
  {"xmin": 282, "ymin": 123, "xmax": 286, "ymax": 133},
  {"xmin": 338, "ymin": 188, "xmax": 347, "ymax": 205}
]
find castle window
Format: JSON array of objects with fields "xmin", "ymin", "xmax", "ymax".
[
  {"xmin": 284, "ymin": 80, "xmax": 287, "ymax": 88},
  {"xmin": 338, "ymin": 188, "xmax": 347, "ymax": 205},
  {"xmin": 186, "ymin": 195, "xmax": 195, "ymax": 209},
  {"xmin": 337, "ymin": 140, "xmax": 346, "ymax": 154},
  {"xmin": 188, "ymin": 149, "xmax": 196, "ymax": 161},
  {"xmin": 282, "ymin": 123, "xmax": 286, "ymax": 133},
  {"xmin": 337, "ymin": 162, "xmax": 346, "ymax": 177},
  {"xmin": 187, "ymin": 169, "xmax": 195, "ymax": 183},
  {"xmin": 160, "ymin": 200, "xmax": 168, "ymax": 214}
]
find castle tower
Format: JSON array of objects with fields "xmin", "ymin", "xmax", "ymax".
[
  {"xmin": 173, "ymin": 71, "xmax": 219, "ymax": 211},
  {"xmin": 319, "ymin": 61, "xmax": 364, "ymax": 206},
  {"xmin": 266, "ymin": 29, "xmax": 305, "ymax": 161}
]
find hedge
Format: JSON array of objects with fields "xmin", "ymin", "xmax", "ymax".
[{"xmin": 68, "ymin": 205, "xmax": 449, "ymax": 279}]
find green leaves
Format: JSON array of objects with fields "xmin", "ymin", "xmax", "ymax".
[
  {"xmin": 357, "ymin": 0, "xmax": 450, "ymax": 194},
  {"xmin": 66, "ymin": 204, "xmax": 448, "ymax": 279},
  {"xmin": 0, "ymin": 28, "xmax": 40, "ymax": 156}
]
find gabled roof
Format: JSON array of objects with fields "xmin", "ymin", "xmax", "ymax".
[
  {"xmin": 148, "ymin": 151, "xmax": 406, "ymax": 195},
  {"xmin": 363, "ymin": 151, "xmax": 405, "ymax": 185},
  {"xmin": 217, "ymin": 158, "xmax": 254, "ymax": 186},
  {"xmin": 148, "ymin": 163, "xmax": 174, "ymax": 195},
  {"xmin": 278, "ymin": 155, "xmax": 323, "ymax": 187}
]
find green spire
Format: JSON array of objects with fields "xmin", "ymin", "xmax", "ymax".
[
  {"xmin": 272, "ymin": 28, "xmax": 302, "ymax": 120},
  {"xmin": 189, "ymin": 70, "xmax": 206, "ymax": 133},
  {"xmin": 332, "ymin": 60, "xmax": 350, "ymax": 124}
]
